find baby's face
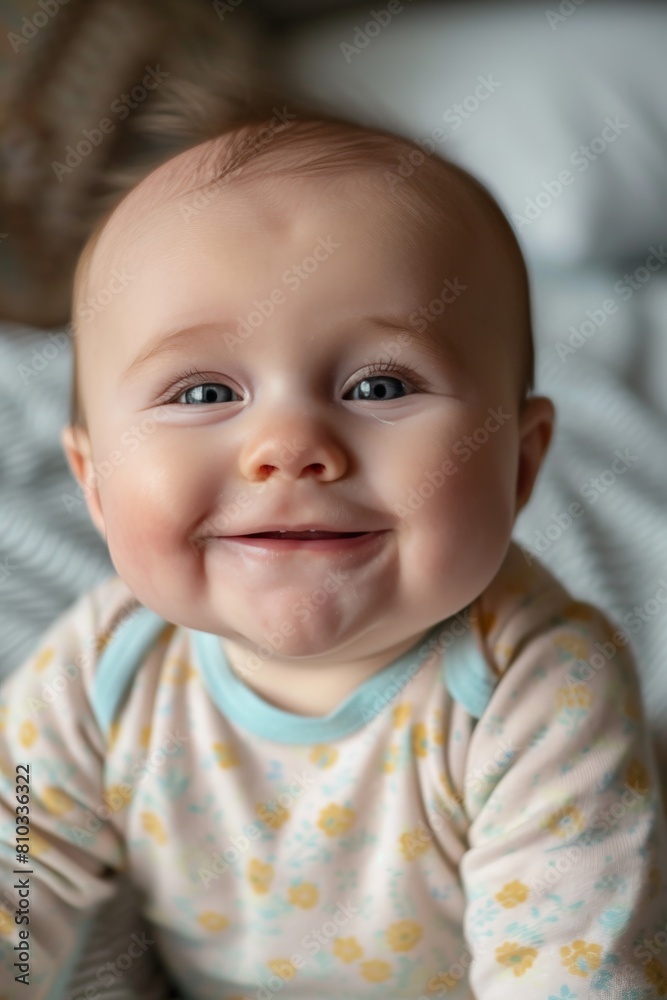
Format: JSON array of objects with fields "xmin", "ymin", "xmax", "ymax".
[{"xmin": 64, "ymin": 171, "xmax": 552, "ymax": 665}]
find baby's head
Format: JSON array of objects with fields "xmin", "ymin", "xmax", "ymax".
[{"xmin": 62, "ymin": 116, "xmax": 554, "ymax": 666}]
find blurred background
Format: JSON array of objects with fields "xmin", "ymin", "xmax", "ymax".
[{"xmin": 1, "ymin": 2, "xmax": 667, "ymax": 991}]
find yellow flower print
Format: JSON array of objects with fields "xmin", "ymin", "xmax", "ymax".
[
  {"xmin": 556, "ymin": 683, "xmax": 591, "ymax": 710},
  {"xmin": 399, "ymin": 826, "xmax": 431, "ymax": 860},
  {"xmin": 386, "ymin": 919, "xmax": 422, "ymax": 952},
  {"xmin": 493, "ymin": 642, "xmax": 515, "ymax": 667},
  {"xmin": 309, "ymin": 744, "xmax": 338, "ymax": 768},
  {"xmin": 411, "ymin": 722, "xmax": 428, "ymax": 758},
  {"xmin": 248, "ymin": 858, "xmax": 274, "ymax": 894},
  {"xmin": 360, "ymin": 959, "xmax": 392, "ymax": 983},
  {"xmin": 392, "ymin": 703, "xmax": 411, "ymax": 728},
  {"xmin": 108, "ymin": 721, "xmax": 121, "ymax": 750},
  {"xmin": 267, "ymin": 959, "xmax": 298, "ymax": 981},
  {"xmin": 645, "ymin": 956, "xmax": 667, "ymax": 994},
  {"xmin": 33, "ymin": 647, "xmax": 54, "ymax": 673},
  {"xmin": 27, "ymin": 831, "xmax": 49, "ymax": 857},
  {"xmin": 381, "ymin": 744, "xmax": 399, "ymax": 773},
  {"xmin": 545, "ymin": 804, "xmax": 584, "ymax": 839},
  {"xmin": 431, "ymin": 709, "xmax": 445, "ymax": 746},
  {"xmin": 139, "ymin": 725, "xmax": 151, "ymax": 749},
  {"xmin": 626, "ymin": 758, "xmax": 650, "ymax": 794},
  {"xmin": 0, "ymin": 908, "xmax": 13, "ymax": 935},
  {"xmin": 41, "ymin": 786, "xmax": 75, "ymax": 816},
  {"xmin": 495, "ymin": 880, "xmax": 529, "ymax": 908},
  {"xmin": 213, "ymin": 742, "xmax": 239, "ymax": 768},
  {"xmin": 287, "ymin": 882, "xmax": 319, "ymax": 908},
  {"xmin": 197, "ymin": 911, "xmax": 229, "ymax": 932},
  {"xmin": 165, "ymin": 657, "xmax": 196, "ymax": 683},
  {"xmin": 438, "ymin": 771, "xmax": 464, "ymax": 810},
  {"xmin": 317, "ymin": 803, "xmax": 355, "ymax": 837},
  {"xmin": 104, "ymin": 784, "xmax": 133, "ymax": 813},
  {"xmin": 257, "ymin": 800, "xmax": 290, "ymax": 830},
  {"xmin": 427, "ymin": 971, "xmax": 460, "ymax": 992},
  {"xmin": 495, "ymin": 941, "xmax": 538, "ymax": 977},
  {"xmin": 560, "ymin": 939, "xmax": 602, "ymax": 978},
  {"xmin": 141, "ymin": 811, "xmax": 167, "ymax": 845},
  {"xmin": 95, "ymin": 630, "xmax": 113, "ymax": 657},
  {"xmin": 333, "ymin": 937, "xmax": 363, "ymax": 963},
  {"xmin": 555, "ymin": 633, "xmax": 589, "ymax": 659},
  {"xmin": 18, "ymin": 720, "xmax": 37, "ymax": 748}
]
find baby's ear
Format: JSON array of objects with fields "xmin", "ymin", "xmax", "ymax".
[
  {"xmin": 60, "ymin": 425, "xmax": 106, "ymax": 540},
  {"xmin": 515, "ymin": 395, "xmax": 556, "ymax": 514}
]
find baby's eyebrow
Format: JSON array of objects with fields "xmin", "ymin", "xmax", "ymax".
[
  {"xmin": 121, "ymin": 322, "xmax": 235, "ymax": 383},
  {"xmin": 120, "ymin": 315, "xmax": 463, "ymax": 384}
]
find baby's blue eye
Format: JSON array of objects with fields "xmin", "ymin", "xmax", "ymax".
[
  {"xmin": 179, "ymin": 384, "xmax": 238, "ymax": 405},
  {"xmin": 347, "ymin": 375, "xmax": 410, "ymax": 401}
]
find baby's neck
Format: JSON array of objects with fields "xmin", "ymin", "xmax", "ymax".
[{"xmin": 220, "ymin": 632, "xmax": 429, "ymax": 718}]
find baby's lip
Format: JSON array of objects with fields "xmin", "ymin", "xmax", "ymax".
[
  {"xmin": 237, "ymin": 530, "xmax": 368, "ymax": 539},
  {"xmin": 222, "ymin": 522, "xmax": 385, "ymax": 536}
]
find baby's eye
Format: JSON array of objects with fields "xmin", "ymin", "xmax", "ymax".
[
  {"xmin": 177, "ymin": 383, "xmax": 239, "ymax": 405},
  {"xmin": 346, "ymin": 374, "xmax": 415, "ymax": 402}
]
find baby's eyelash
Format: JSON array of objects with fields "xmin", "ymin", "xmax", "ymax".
[
  {"xmin": 156, "ymin": 360, "xmax": 430, "ymax": 401},
  {"xmin": 359, "ymin": 360, "xmax": 430, "ymax": 391},
  {"xmin": 156, "ymin": 367, "xmax": 213, "ymax": 399}
]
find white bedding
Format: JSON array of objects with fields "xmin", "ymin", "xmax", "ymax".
[{"xmin": 1, "ymin": 1, "xmax": 665, "ymax": 996}]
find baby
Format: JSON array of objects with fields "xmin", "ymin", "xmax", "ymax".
[{"xmin": 1, "ymin": 116, "xmax": 666, "ymax": 1000}]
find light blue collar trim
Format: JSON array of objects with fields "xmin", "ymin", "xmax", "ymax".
[{"xmin": 191, "ymin": 620, "xmax": 449, "ymax": 745}]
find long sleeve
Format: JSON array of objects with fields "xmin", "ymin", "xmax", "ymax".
[
  {"xmin": 0, "ymin": 585, "xmax": 128, "ymax": 999},
  {"xmin": 458, "ymin": 602, "xmax": 667, "ymax": 998}
]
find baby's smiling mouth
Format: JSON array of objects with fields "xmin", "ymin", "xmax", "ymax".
[{"xmin": 244, "ymin": 530, "xmax": 367, "ymax": 540}]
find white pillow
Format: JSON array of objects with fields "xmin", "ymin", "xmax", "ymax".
[{"xmin": 277, "ymin": 0, "xmax": 667, "ymax": 266}]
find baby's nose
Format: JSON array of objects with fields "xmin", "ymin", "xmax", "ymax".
[{"xmin": 239, "ymin": 419, "xmax": 348, "ymax": 484}]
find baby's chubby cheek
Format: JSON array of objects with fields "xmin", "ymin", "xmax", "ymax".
[
  {"xmin": 94, "ymin": 431, "xmax": 207, "ymax": 600},
  {"xmin": 398, "ymin": 422, "xmax": 518, "ymax": 609}
]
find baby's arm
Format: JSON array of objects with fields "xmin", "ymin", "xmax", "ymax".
[
  {"xmin": 0, "ymin": 591, "xmax": 126, "ymax": 998},
  {"xmin": 459, "ymin": 606, "xmax": 667, "ymax": 998}
]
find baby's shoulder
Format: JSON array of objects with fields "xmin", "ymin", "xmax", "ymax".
[{"xmin": 476, "ymin": 540, "xmax": 627, "ymax": 679}]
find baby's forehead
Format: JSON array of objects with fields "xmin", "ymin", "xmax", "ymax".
[{"xmin": 81, "ymin": 134, "xmax": 495, "ymax": 296}]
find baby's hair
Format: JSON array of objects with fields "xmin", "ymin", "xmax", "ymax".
[{"xmin": 69, "ymin": 115, "xmax": 535, "ymax": 431}]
